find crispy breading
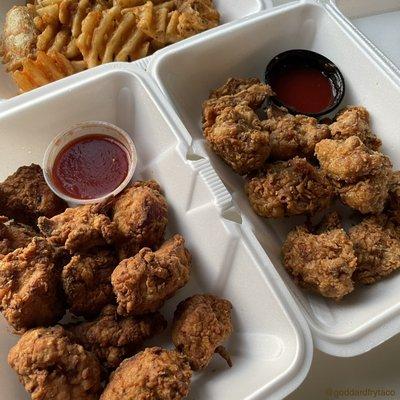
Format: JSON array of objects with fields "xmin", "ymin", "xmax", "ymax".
[
  {"xmin": 387, "ymin": 171, "xmax": 400, "ymax": 223},
  {"xmin": 172, "ymin": 294, "xmax": 233, "ymax": 370},
  {"xmin": 112, "ymin": 234, "xmax": 191, "ymax": 316},
  {"xmin": 0, "ymin": 164, "xmax": 66, "ymax": 225},
  {"xmin": 203, "ymin": 104, "xmax": 271, "ymax": 174},
  {"xmin": 0, "ymin": 237, "xmax": 65, "ymax": 332},
  {"xmin": 8, "ymin": 326, "xmax": 102, "ymax": 400},
  {"xmin": 100, "ymin": 347, "xmax": 192, "ymax": 400},
  {"xmin": 349, "ymin": 214, "xmax": 400, "ymax": 284},
  {"xmin": 68, "ymin": 304, "xmax": 167, "ymax": 369},
  {"xmin": 245, "ymin": 157, "xmax": 334, "ymax": 218}
]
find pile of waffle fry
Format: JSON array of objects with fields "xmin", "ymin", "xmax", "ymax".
[{"xmin": 0, "ymin": 0, "xmax": 220, "ymax": 92}]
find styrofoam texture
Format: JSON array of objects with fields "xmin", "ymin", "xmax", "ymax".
[
  {"xmin": 0, "ymin": 0, "xmax": 264, "ymax": 101},
  {"xmin": 149, "ymin": 0, "xmax": 400, "ymax": 356},
  {"xmin": 0, "ymin": 64, "xmax": 312, "ymax": 400}
]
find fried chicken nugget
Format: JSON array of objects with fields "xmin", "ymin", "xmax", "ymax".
[
  {"xmin": 0, "ymin": 237, "xmax": 65, "ymax": 332},
  {"xmin": 203, "ymin": 104, "xmax": 271, "ymax": 175},
  {"xmin": 112, "ymin": 234, "xmax": 191, "ymax": 316},
  {"xmin": 387, "ymin": 171, "xmax": 400, "ymax": 223},
  {"xmin": 245, "ymin": 157, "xmax": 334, "ymax": 218},
  {"xmin": 8, "ymin": 326, "xmax": 102, "ymax": 400},
  {"xmin": 330, "ymin": 106, "xmax": 381, "ymax": 150},
  {"xmin": 38, "ymin": 202, "xmax": 117, "ymax": 253},
  {"xmin": 0, "ymin": 164, "xmax": 66, "ymax": 225},
  {"xmin": 62, "ymin": 249, "xmax": 117, "ymax": 317},
  {"xmin": 262, "ymin": 106, "xmax": 331, "ymax": 160},
  {"xmin": 100, "ymin": 347, "xmax": 192, "ymax": 400},
  {"xmin": 282, "ymin": 214, "xmax": 357, "ymax": 300},
  {"xmin": 172, "ymin": 294, "xmax": 233, "ymax": 370},
  {"xmin": 349, "ymin": 214, "xmax": 400, "ymax": 284},
  {"xmin": 112, "ymin": 180, "xmax": 168, "ymax": 259},
  {"xmin": 68, "ymin": 304, "xmax": 167, "ymax": 369}
]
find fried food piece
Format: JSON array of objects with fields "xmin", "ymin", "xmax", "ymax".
[
  {"xmin": 62, "ymin": 249, "xmax": 117, "ymax": 316},
  {"xmin": 204, "ymin": 105, "xmax": 270, "ymax": 175},
  {"xmin": 245, "ymin": 157, "xmax": 334, "ymax": 218},
  {"xmin": 38, "ymin": 202, "xmax": 117, "ymax": 253},
  {"xmin": 172, "ymin": 294, "xmax": 233, "ymax": 370},
  {"xmin": 282, "ymin": 215, "xmax": 357, "ymax": 300},
  {"xmin": 68, "ymin": 304, "xmax": 167, "ymax": 369},
  {"xmin": 330, "ymin": 106, "xmax": 381, "ymax": 150},
  {"xmin": 0, "ymin": 164, "xmax": 66, "ymax": 225},
  {"xmin": 0, "ymin": 237, "xmax": 64, "ymax": 332},
  {"xmin": 112, "ymin": 180, "xmax": 168, "ymax": 259},
  {"xmin": 1, "ymin": 5, "xmax": 38, "ymax": 71},
  {"xmin": 112, "ymin": 234, "xmax": 191, "ymax": 316},
  {"xmin": 100, "ymin": 347, "xmax": 192, "ymax": 400},
  {"xmin": 387, "ymin": 171, "xmax": 400, "ymax": 223},
  {"xmin": 349, "ymin": 214, "xmax": 400, "ymax": 284},
  {"xmin": 262, "ymin": 106, "xmax": 331, "ymax": 160},
  {"xmin": 8, "ymin": 326, "xmax": 102, "ymax": 400}
]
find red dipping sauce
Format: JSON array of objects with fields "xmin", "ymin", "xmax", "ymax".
[
  {"xmin": 270, "ymin": 67, "xmax": 334, "ymax": 114},
  {"xmin": 52, "ymin": 134, "xmax": 130, "ymax": 200}
]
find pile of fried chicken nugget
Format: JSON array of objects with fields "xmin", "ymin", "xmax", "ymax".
[
  {"xmin": 202, "ymin": 77, "xmax": 400, "ymax": 301},
  {"xmin": 0, "ymin": 164, "xmax": 233, "ymax": 399}
]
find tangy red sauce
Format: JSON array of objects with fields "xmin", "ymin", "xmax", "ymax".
[
  {"xmin": 270, "ymin": 67, "xmax": 334, "ymax": 114},
  {"xmin": 52, "ymin": 134, "xmax": 129, "ymax": 200}
]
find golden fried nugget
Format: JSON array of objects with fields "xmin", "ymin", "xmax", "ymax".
[
  {"xmin": 245, "ymin": 157, "xmax": 334, "ymax": 218},
  {"xmin": 68, "ymin": 304, "xmax": 167, "ymax": 369},
  {"xmin": 8, "ymin": 326, "xmax": 102, "ymax": 400},
  {"xmin": 349, "ymin": 214, "xmax": 400, "ymax": 284},
  {"xmin": 387, "ymin": 171, "xmax": 400, "ymax": 223},
  {"xmin": 112, "ymin": 234, "xmax": 191, "ymax": 316},
  {"xmin": 0, "ymin": 237, "xmax": 65, "ymax": 332},
  {"xmin": 100, "ymin": 347, "xmax": 192, "ymax": 400},
  {"xmin": 172, "ymin": 294, "xmax": 233, "ymax": 370}
]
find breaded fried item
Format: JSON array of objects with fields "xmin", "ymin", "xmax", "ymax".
[
  {"xmin": 8, "ymin": 326, "xmax": 102, "ymax": 400},
  {"xmin": 0, "ymin": 237, "xmax": 65, "ymax": 332},
  {"xmin": 209, "ymin": 77, "xmax": 267, "ymax": 99},
  {"xmin": 330, "ymin": 106, "xmax": 381, "ymax": 150},
  {"xmin": 100, "ymin": 347, "xmax": 192, "ymax": 400},
  {"xmin": 315, "ymin": 136, "xmax": 390, "ymax": 183},
  {"xmin": 245, "ymin": 157, "xmax": 334, "ymax": 218},
  {"xmin": 62, "ymin": 249, "xmax": 117, "ymax": 317},
  {"xmin": 112, "ymin": 180, "xmax": 168, "ymax": 259},
  {"xmin": 0, "ymin": 164, "xmax": 66, "ymax": 225},
  {"xmin": 349, "ymin": 214, "xmax": 400, "ymax": 284},
  {"xmin": 262, "ymin": 106, "xmax": 331, "ymax": 160},
  {"xmin": 68, "ymin": 304, "xmax": 167, "ymax": 369},
  {"xmin": 387, "ymin": 171, "xmax": 400, "ymax": 223},
  {"xmin": 203, "ymin": 105, "xmax": 270, "ymax": 175},
  {"xmin": 112, "ymin": 234, "xmax": 191, "ymax": 316},
  {"xmin": 38, "ymin": 202, "xmax": 117, "ymax": 253},
  {"xmin": 282, "ymin": 215, "xmax": 357, "ymax": 300},
  {"xmin": 172, "ymin": 294, "xmax": 233, "ymax": 370}
]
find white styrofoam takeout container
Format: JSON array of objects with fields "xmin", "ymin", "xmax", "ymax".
[
  {"xmin": 0, "ymin": 64, "xmax": 313, "ymax": 400},
  {"xmin": 0, "ymin": 0, "xmax": 265, "ymax": 101},
  {"xmin": 149, "ymin": 0, "xmax": 400, "ymax": 357}
]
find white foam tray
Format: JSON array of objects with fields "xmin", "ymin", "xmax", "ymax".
[
  {"xmin": 0, "ymin": 0, "xmax": 265, "ymax": 101},
  {"xmin": 0, "ymin": 64, "xmax": 313, "ymax": 400},
  {"xmin": 149, "ymin": 0, "xmax": 400, "ymax": 357}
]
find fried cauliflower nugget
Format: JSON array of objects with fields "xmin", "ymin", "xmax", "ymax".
[
  {"xmin": 100, "ymin": 347, "xmax": 192, "ymax": 400},
  {"xmin": 262, "ymin": 106, "xmax": 331, "ymax": 160},
  {"xmin": 282, "ymin": 215, "xmax": 357, "ymax": 300},
  {"xmin": 330, "ymin": 106, "xmax": 381, "ymax": 150},
  {"xmin": 245, "ymin": 157, "xmax": 334, "ymax": 218},
  {"xmin": 112, "ymin": 181, "xmax": 168, "ymax": 259},
  {"xmin": 112, "ymin": 234, "xmax": 191, "ymax": 316},
  {"xmin": 387, "ymin": 171, "xmax": 400, "ymax": 223},
  {"xmin": 8, "ymin": 326, "xmax": 102, "ymax": 400},
  {"xmin": 62, "ymin": 249, "xmax": 117, "ymax": 317},
  {"xmin": 38, "ymin": 202, "xmax": 117, "ymax": 253},
  {"xmin": 0, "ymin": 164, "xmax": 66, "ymax": 225},
  {"xmin": 349, "ymin": 214, "xmax": 400, "ymax": 284},
  {"xmin": 0, "ymin": 237, "xmax": 65, "ymax": 332},
  {"xmin": 172, "ymin": 294, "xmax": 233, "ymax": 370},
  {"xmin": 68, "ymin": 305, "xmax": 167, "ymax": 369},
  {"xmin": 203, "ymin": 105, "xmax": 271, "ymax": 175}
]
